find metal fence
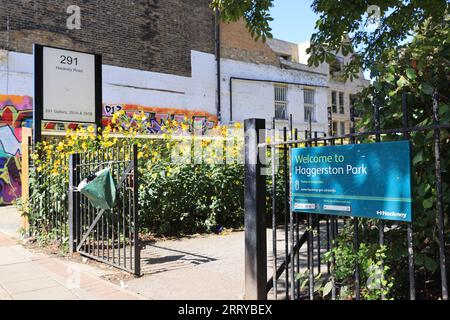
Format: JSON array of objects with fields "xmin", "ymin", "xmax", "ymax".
[
  {"xmin": 244, "ymin": 92, "xmax": 449, "ymax": 300},
  {"xmin": 27, "ymin": 138, "xmax": 141, "ymax": 275},
  {"xmin": 27, "ymin": 135, "xmax": 69, "ymax": 241}
]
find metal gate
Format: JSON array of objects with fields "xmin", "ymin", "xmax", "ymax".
[
  {"xmin": 244, "ymin": 92, "xmax": 449, "ymax": 300},
  {"xmin": 68, "ymin": 145, "xmax": 141, "ymax": 276}
]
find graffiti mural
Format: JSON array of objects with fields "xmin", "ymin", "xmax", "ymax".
[
  {"xmin": 0, "ymin": 95, "xmax": 33, "ymax": 205},
  {"xmin": 0, "ymin": 96, "xmax": 218, "ymax": 206},
  {"xmin": 103, "ymin": 104, "xmax": 217, "ymax": 134}
]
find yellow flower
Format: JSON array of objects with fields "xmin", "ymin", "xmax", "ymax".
[
  {"xmin": 221, "ymin": 126, "xmax": 228, "ymax": 137},
  {"xmin": 181, "ymin": 123, "xmax": 190, "ymax": 131},
  {"xmin": 234, "ymin": 122, "xmax": 242, "ymax": 129}
]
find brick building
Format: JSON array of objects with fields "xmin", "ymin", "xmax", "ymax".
[
  {"xmin": 0, "ymin": 0, "xmax": 219, "ymax": 205},
  {"xmin": 0, "ymin": 0, "xmax": 215, "ymax": 76}
]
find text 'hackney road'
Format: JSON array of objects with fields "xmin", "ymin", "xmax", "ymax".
[{"xmin": 291, "ymin": 141, "xmax": 413, "ymax": 222}]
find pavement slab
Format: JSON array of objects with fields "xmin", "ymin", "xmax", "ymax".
[{"xmin": 0, "ymin": 227, "xmax": 144, "ymax": 300}]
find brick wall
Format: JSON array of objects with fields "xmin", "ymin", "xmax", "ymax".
[
  {"xmin": 220, "ymin": 19, "xmax": 279, "ymax": 66},
  {"xmin": 0, "ymin": 0, "xmax": 215, "ymax": 77}
]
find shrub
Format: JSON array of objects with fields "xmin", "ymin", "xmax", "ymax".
[{"xmin": 25, "ymin": 111, "xmax": 246, "ymax": 237}]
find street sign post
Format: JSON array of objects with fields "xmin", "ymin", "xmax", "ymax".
[{"xmin": 291, "ymin": 141, "xmax": 413, "ymax": 222}]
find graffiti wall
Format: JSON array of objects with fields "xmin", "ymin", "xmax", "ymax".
[
  {"xmin": 0, "ymin": 95, "xmax": 33, "ymax": 205},
  {"xmin": 103, "ymin": 104, "xmax": 217, "ymax": 134},
  {"xmin": 0, "ymin": 96, "xmax": 218, "ymax": 206}
]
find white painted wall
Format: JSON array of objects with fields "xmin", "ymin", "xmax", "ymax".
[
  {"xmin": 0, "ymin": 49, "xmax": 217, "ymax": 115},
  {"xmin": 220, "ymin": 57, "xmax": 329, "ymax": 133},
  {"xmin": 1, "ymin": 48, "xmax": 331, "ymax": 134}
]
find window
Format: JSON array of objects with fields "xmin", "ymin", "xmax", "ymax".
[
  {"xmin": 332, "ymin": 121, "xmax": 338, "ymax": 136},
  {"xmin": 339, "ymin": 92, "xmax": 345, "ymax": 114},
  {"xmin": 274, "ymin": 84, "xmax": 288, "ymax": 119},
  {"xmin": 340, "ymin": 122, "xmax": 346, "ymax": 136},
  {"xmin": 332, "ymin": 91, "xmax": 337, "ymax": 113},
  {"xmin": 304, "ymin": 89, "xmax": 316, "ymax": 122}
]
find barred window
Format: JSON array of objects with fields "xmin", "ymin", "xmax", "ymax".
[
  {"xmin": 340, "ymin": 122, "xmax": 346, "ymax": 135},
  {"xmin": 332, "ymin": 91, "xmax": 337, "ymax": 113},
  {"xmin": 339, "ymin": 92, "xmax": 345, "ymax": 114},
  {"xmin": 274, "ymin": 84, "xmax": 288, "ymax": 120},
  {"xmin": 304, "ymin": 89, "xmax": 315, "ymax": 105},
  {"xmin": 304, "ymin": 89, "xmax": 316, "ymax": 122}
]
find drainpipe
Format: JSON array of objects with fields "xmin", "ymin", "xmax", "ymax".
[
  {"xmin": 214, "ymin": 8, "xmax": 222, "ymax": 123},
  {"xmin": 6, "ymin": 11, "xmax": 10, "ymax": 94}
]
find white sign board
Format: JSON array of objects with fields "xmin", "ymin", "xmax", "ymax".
[{"xmin": 42, "ymin": 47, "xmax": 97, "ymax": 123}]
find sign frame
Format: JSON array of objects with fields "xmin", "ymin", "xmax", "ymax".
[
  {"xmin": 33, "ymin": 44, "xmax": 102, "ymax": 142},
  {"xmin": 291, "ymin": 140, "xmax": 414, "ymax": 223}
]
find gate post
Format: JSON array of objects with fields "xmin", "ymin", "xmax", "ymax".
[
  {"xmin": 244, "ymin": 118, "xmax": 267, "ymax": 300},
  {"xmin": 68, "ymin": 153, "xmax": 80, "ymax": 253},
  {"xmin": 133, "ymin": 144, "xmax": 141, "ymax": 276}
]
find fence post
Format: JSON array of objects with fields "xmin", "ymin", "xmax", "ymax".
[
  {"xmin": 402, "ymin": 93, "xmax": 416, "ymax": 300},
  {"xmin": 244, "ymin": 118, "xmax": 267, "ymax": 300},
  {"xmin": 68, "ymin": 153, "xmax": 80, "ymax": 254},
  {"xmin": 133, "ymin": 144, "xmax": 141, "ymax": 276},
  {"xmin": 432, "ymin": 90, "xmax": 448, "ymax": 300}
]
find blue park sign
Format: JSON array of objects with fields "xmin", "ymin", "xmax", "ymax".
[{"xmin": 291, "ymin": 141, "xmax": 413, "ymax": 222}]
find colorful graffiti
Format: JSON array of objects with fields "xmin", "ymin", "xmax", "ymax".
[
  {"xmin": 103, "ymin": 104, "xmax": 217, "ymax": 134},
  {"xmin": 0, "ymin": 95, "xmax": 33, "ymax": 205},
  {"xmin": 0, "ymin": 96, "xmax": 218, "ymax": 205}
]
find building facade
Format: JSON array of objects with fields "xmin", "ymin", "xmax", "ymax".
[
  {"xmin": 0, "ymin": 2, "xmax": 368, "ymax": 205},
  {"xmin": 219, "ymin": 20, "xmax": 330, "ymax": 134},
  {"xmin": 298, "ymin": 42, "xmax": 370, "ymax": 136}
]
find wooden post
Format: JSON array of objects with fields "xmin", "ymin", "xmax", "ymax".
[{"xmin": 20, "ymin": 127, "xmax": 32, "ymax": 232}]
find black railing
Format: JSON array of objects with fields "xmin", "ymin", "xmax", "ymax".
[
  {"xmin": 244, "ymin": 92, "xmax": 449, "ymax": 300},
  {"xmin": 69, "ymin": 145, "xmax": 141, "ymax": 275}
]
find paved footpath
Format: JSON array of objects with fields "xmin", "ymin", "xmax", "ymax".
[{"xmin": 0, "ymin": 231, "xmax": 144, "ymax": 300}]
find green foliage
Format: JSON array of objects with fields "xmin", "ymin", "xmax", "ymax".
[
  {"xmin": 309, "ymin": 0, "xmax": 449, "ymax": 80},
  {"xmin": 24, "ymin": 120, "xmax": 248, "ymax": 239},
  {"xmin": 352, "ymin": 17, "xmax": 449, "ymax": 299},
  {"xmin": 139, "ymin": 159, "xmax": 244, "ymax": 236},
  {"xmin": 320, "ymin": 222, "xmax": 395, "ymax": 300}
]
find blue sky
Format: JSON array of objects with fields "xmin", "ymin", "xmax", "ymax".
[{"xmin": 269, "ymin": 0, "xmax": 318, "ymax": 44}]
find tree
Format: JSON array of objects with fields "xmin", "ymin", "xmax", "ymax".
[
  {"xmin": 308, "ymin": 0, "xmax": 448, "ymax": 80},
  {"xmin": 357, "ymin": 17, "xmax": 449, "ymax": 299},
  {"xmin": 213, "ymin": 0, "xmax": 448, "ymax": 80}
]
